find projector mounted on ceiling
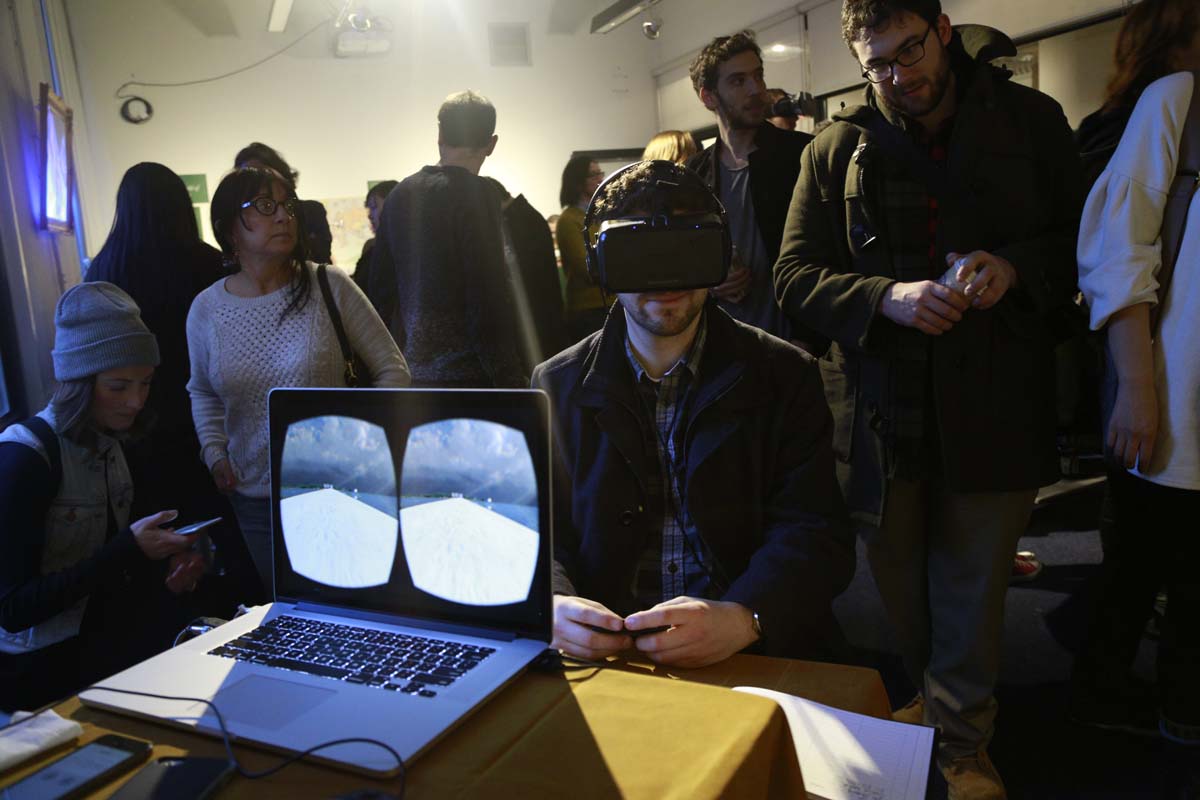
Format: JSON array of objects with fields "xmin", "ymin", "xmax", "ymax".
[
  {"xmin": 334, "ymin": 4, "xmax": 391, "ymax": 57},
  {"xmin": 590, "ymin": 0, "xmax": 662, "ymax": 35}
]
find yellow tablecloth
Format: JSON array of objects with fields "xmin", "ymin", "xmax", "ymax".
[{"xmin": 2, "ymin": 654, "xmax": 890, "ymax": 799}]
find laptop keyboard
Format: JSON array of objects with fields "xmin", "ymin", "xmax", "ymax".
[{"xmin": 207, "ymin": 615, "xmax": 496, "ymax": 698}]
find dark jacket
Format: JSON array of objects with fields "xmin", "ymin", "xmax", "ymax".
[
  {"xmin": 496, "ymin": 190, "xmax": 568, "ymax": 371},
  {"xmin": 531, "ymin": 302, "xmax": 855, "ymax": 659},
  {"xmin": 368, "ymin": 165, "xmax": 526, "ymax": 388},
  {"xmin": 1076, "ymin": 104, "xmax": 1134, "ymax": 194},
  {"xmin": 773, "ymin": 27, "xmax": 1083, "ymax": 525},
  {"xmin": 687, "ymin": 121, "xmax": 814, "ymax": 266}
]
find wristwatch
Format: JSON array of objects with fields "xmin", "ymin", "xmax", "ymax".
[{"xmin": 750, "ymin": 609, "xmax": 763, "ymax": 640}]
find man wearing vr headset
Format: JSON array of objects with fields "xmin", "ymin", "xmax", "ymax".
[{"xmin": 532, "ymin": 161, "xmax": 853, "ymax": 667}]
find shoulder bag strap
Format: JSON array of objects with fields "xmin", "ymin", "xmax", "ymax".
[
  {"xmin": 23, "ymin": 416, "xmax": 62, "ymax": 492},
  {"xmin": 315, "ymin": 264, "xmax": 359, "ymax": 386},
  {"xmin": 1154, "ymin": 70, "xmax": 1200, "ymax": 332}
]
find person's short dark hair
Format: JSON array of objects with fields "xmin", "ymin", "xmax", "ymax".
[
  {"xmin": 589, "ymin": 160, "xmax": 715, "ymax": 222},
  {"xmin": 233, "ymin": 142, "xmax": 299, "ymax": 190},
  {"xmin": 437, "ymin": 90, "xmax": 496, "ymax": 148},
  {"xmin": 689, "ymin": 30, "xmax": 762, "ymax": 96},
  {"xmin": 559, "ymin": 155, "xmax": 595, "ymax": 208},
  {"xmin": 365, "ymin": 180, "xmax": 398, "ymax": 207},
  {"xmin": 765, "ymin": 88, "xmax": 794, "ymax": 117},
  {"xmin": 841, "ymin": 0, "xmax": 943, "ymax": 48}
]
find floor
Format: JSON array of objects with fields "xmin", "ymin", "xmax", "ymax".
[{"xmin": 833, "ymin": 483, "xmax": 1200, "ymax": 799}]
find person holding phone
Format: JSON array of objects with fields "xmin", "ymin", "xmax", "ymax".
[{"xmin": 0, "ymin": 283, "xmax": 207, "ymax": 712}]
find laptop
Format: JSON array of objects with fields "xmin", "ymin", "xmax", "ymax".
[{"xmin": 82, "ymin": 388, "xmax": 554, "ymax": 776}]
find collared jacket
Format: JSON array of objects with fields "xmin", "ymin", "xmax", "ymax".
[
  {"xmin": 773, "ymin": 26, "xmax": 1083, "ymax": 525},
  {"xmin": 531, "ymin": 302, "xmax": 855, "ymax": 659},
  {"xmin": 0, "ymin": 407, "xmax": 140, "ymax": 653},
  {"xmin": 688, "ymin": 121, "xmax": 814, "ymax": 266}
]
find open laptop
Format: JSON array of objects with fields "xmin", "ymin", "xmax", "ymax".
[{"xmin": 82, "ymin": 388, "xmax": 554, "ymax": 776}]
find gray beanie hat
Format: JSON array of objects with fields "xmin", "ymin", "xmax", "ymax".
[{"xmin": 51, "ymin": 281, "xmax": 160, "ymax": 381}]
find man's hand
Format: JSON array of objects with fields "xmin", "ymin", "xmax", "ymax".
[
  {"xmin": 625, "ymin": 597, "xmax": 759, "ymax": 669},
  {"xmin": 710, "ymin": 266, "xmax": 751, "ymax": 303},
  {"xmin": 945, "ymin": 251, "xmax": 1018, "ymax": 310},
  {"xmin": 879, "ymin": 281, "xmax": 969, "ymax": 335},
  {"xmin": 552, "ymin": 596, "xmax": 631, "ymax": 660},
  {"xmin": 210, "ymin": 458, "xmax": 238, "ymax": 493},
  {"xmin": 166, "ymin": 551, "xmax": 207, "ymax": 594},
  {"xmin": 1109, "ymin": 377, "xmax": 1159, "ymax": 470},
  {"xmin": 131, "ymin": 510, "xmax": 194, "ymax": 560}
]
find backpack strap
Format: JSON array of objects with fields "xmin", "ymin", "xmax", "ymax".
[
  {"xmin": 22, "ymin": 416, "xmax": 62, "ymax": 493},
  {"xmin": 315, "ymin": 264, "xmax": 360, "ymax": 386},
  {"xmin": 1154, "ymin": 70, "xmax": 1200, "ymax": 332}
]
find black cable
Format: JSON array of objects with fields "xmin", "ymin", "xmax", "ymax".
[
  {"xmin": 114, "ymin": 12, "xmax": 337, "ymax": 100},
  {"xmin": 77, "ymin": 686, "xmax": 406, "ymax": 793}
]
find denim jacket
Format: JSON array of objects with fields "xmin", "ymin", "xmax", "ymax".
[{"xmin": 0, "ymin": 406, "xmax": 133, "ymax": 654}]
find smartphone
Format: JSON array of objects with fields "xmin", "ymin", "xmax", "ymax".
[
  {"xmin": 172, "ymin": 517, "xmax": 222, "ymax": 536},
  {"xmin": 109, "ymin": 757, "xmax": 235, "ymax": 800},
  {"xmin": 1, "ymin": 733, "xmax": 151, "ymax": 800}
]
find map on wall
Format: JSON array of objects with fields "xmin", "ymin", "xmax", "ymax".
[{"xmin": 320, "ymin": 196, "xmax": 372, "ymax": 274}]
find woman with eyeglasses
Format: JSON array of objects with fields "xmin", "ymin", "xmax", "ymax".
[
  {"xmin": 555, "ymin": 155, "xmax": 611, "ymax": 343},
  {"xmin": 186, "ymin": 168, "xmax": 410, "ymax": 588}
]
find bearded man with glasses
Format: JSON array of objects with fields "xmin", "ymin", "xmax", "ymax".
[{"xmin": 773, "ymin": 2, "xmax": 1083, "ymax": 797}]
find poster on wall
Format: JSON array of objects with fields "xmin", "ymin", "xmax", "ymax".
[
  {"xmin": 321, "ymin": 197, "xmax": 372, "ymax": 272},
  {"xmin": 39, "ymin": 83, "xmax": 74, "ymax": 233}
]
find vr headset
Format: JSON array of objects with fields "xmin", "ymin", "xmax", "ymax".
[{"xmin": 582, "ymin": 160, "xmax": 731, "ymax": 294}]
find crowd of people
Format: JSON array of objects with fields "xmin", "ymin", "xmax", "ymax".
[{"xmin": 1, "ymin": 0, "xmax": 1197, "ymax": 797}]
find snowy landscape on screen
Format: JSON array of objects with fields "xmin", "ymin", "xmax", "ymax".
[
  {"xmin": 399, "ymin": 419, "xmax": 539, "ymax": 606},
  {"xmin": 279, "ymin": 415, "xmax": 398, "ymax": 588}
]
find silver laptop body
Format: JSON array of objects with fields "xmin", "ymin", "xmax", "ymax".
[{"xmin": 82, "ymin": 388, "xmax": 554, "ymax": 776}]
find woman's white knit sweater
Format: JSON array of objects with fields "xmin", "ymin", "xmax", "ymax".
[{"xmin": 186, "ymin": 263, "xmax": 409, "ymax": 498}]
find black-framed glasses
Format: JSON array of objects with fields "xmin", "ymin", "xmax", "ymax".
[
  {"xmin": 860, "ymin": 23, "xmax": 934, "ymax": 84},
  {"xmin": 240, "ymin": 196, "xmax": 298, "ymax": 218}
]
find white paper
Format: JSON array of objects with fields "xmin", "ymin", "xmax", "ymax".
[
  {"xmin": 734, "ymin": 686, "xmax": 934, "ymax": 800},
  {"xmin": 0, "ymin": 709, "xmax": 83, "ymax": 772}
]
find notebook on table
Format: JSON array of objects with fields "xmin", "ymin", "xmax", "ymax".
[{"xmin": 82, "ymin": 388, "xmax": 554, "ymax": 776}]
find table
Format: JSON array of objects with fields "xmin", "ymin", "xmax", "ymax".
[{"xmin": 2, "ymin": 654, "xmax": 890, "ymax": 799}]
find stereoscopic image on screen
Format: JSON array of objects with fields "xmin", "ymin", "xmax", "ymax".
[
  {"xmin": 400, "ymin": 418, "xmax": 539, "ymax": 606},
  {"xmin": 279, "ymin": 415, "xmax": 398, "ymax": 588}
]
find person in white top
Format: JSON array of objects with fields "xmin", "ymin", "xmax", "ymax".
[
  {"xmin": 1074, "ymin": 0, "xmax": 1200, "ymax": 746},
  {"xmin": 187, "ymin": 167, "xmax": 410, "ymax": 593}
]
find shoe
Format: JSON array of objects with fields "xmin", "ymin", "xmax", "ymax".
[
  {"xmin": 892, "ymin": 694, "xmax": 925, "ymax": 725},
  {"xmin": 1160, "ymin": 716, "xmax": 1200, "ymax": 746},
  {"xmin": 1009, "ymin": 551, "xmax": 1043, "ymax": 584},
  {"xmin": 940, "ymin": 749, "xmax": 1006, "ymax": 800},
  {"xmin": 1068, "ymin": 682, "xmax": 1160, "ymax": 738}
]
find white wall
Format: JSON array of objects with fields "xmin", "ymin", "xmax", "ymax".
[
  {"xmin": 62, "ymin": 0, "xmax": 659, "ymax": 262},
  {"xmin": 0, "ymin": 0, "xmax": 86, "ymax": 419},
  {"xmin": 1038, "ymin": 16, "xmax": 1122, "ymax": 128}
]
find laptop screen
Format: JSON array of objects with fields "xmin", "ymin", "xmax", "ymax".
[{"xmin": 268, "ymin": 388, "xmax": 552, "ymax": 642}]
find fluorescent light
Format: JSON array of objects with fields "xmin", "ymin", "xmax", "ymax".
[{"xmin": 267, "ymin": 0, "xmax": 294, "ymax": 32}]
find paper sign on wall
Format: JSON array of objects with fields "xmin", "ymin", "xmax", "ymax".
[{"xmin": 180, "ymin": 174, "xmax": 208, "ymax": 203}]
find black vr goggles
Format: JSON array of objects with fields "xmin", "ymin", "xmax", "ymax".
[{"xmin": 582, "ymin": 160, "xmax": 731, "ymax": 294}]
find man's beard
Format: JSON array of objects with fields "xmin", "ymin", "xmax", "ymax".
[
  {"xmin": 880, "ymin": 57, "xmax": 952, "ymax": 119},
  {"xmin": 718, "ymin": 92, "xmax": 765, "ymax": 131},
  {"xmin": 624, "ymin": 291, "xmax": 706, "ymax": 337}
]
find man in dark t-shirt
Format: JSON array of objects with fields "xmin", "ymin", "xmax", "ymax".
[{"xmin": 368, "ymin": 90, "xmax": 525, "ymax": 388}]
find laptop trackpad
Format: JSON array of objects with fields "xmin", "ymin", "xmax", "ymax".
[{"xmin": 208, "ymin": 675, "xmax": 336, "ymax": 730}]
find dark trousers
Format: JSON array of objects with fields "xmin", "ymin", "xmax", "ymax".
[
  {"xmin": 864, "ymin": 479, "xmax": 1035, "ymax": 759},
  {"xmin": 1074, "ymin": 468, "xmax": 1200, "ymax": 723}
]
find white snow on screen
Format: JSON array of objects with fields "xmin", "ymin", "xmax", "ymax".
[
  {"xmin": 401, "ymin": 498, "xmax": 537, "ymax": 606},
  {"xmin": 280, "ymin": 488, "xmax": 398, "ymax": 587}
]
